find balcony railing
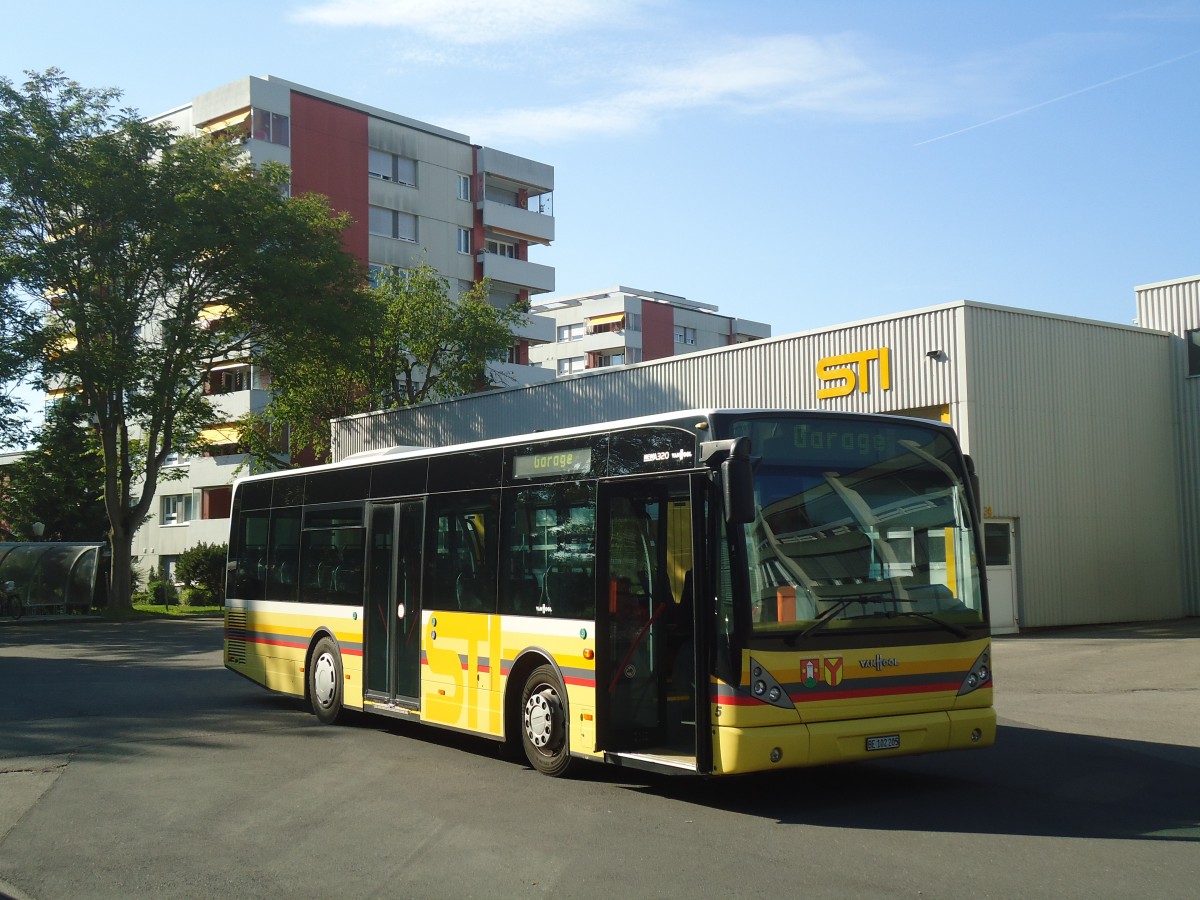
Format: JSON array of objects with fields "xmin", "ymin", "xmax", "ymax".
[
  {"xmin": 478, "ymin": 254, "xmax": 555, "ymax": 295},
  {"xmin": 481, "ymin": 200, "xmax": 554, "ymax": 245}
]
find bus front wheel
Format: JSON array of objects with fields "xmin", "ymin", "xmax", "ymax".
[
  {"xmin": 309, "ymin": 637, "xmax": 344, "ymax": 725},
  {"xmin": 521, "ymin": 665, "xmax": 573, "ymax": 777}
]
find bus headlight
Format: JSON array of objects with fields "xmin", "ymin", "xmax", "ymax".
[{"xmin": 957, "ymin": 648, "xmax": 993, "ymax": 696}]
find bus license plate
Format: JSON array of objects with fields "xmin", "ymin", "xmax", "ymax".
[{"xmin": 866, "ymin": 735, "xmax": 900, "ymax": 751}]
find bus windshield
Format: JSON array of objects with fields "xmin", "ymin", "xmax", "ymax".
[{"xmin": 725, "ymin": 415, "xmax": 985, "ymax": 636}]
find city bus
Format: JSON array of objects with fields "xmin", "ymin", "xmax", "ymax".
[{"xmin": 224, "ymin": 409, "xmax": 995, "ymax": 776}]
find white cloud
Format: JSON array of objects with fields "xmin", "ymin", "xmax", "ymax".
[
  {"xmin": 449, "ymin": 34, "xmax": 946, "ymax": 143},
  {"xmin": 290, "ymin": 0, "xmax": 642, "ymax": 44}
]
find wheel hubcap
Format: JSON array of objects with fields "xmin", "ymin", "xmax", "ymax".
[
  {"xmin": 524, "ymin": 687, "xmax": 558, "ymax": 749},
  {"xmin": 313, "ymin": 652, "xmax": 337, "ymax": 708}
]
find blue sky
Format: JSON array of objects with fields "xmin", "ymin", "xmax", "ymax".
[{"xmin": 3, "ymin": 0, "xmax": 1199, "ymax": 337}]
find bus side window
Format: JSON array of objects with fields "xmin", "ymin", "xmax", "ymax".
[
  {"xmin": 501, "ymin": 483, "xmax": 595, "ymax": 618},
  {"xmin": 425, "ymin": 494, "xmax": 499, "ymax": 613}
]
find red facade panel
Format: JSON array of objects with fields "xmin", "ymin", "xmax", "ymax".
[
  {"xmin": 641, "ymin": 301, "xmax": 676, "ymax": 361},
  {"xmin": 288, "ymin": 92, "xmax": 369, "ymax": 262}
]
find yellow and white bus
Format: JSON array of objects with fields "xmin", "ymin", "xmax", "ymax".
[{"xmin": 224, "ymin": 409, "xmax": 995, "ymax": 776}]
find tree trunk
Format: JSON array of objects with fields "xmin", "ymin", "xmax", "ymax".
[{"xmin": 107, "ymin": 521, "xmax": 134, "ymax": 612}]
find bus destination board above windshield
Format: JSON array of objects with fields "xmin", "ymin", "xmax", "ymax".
[{"xmin": 513, "ymin": 447, "xmax": 593, "ymax": 479}]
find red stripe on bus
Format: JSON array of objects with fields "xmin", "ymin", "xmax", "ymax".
[
  {"xmin": 715, "ymin": 681, "xmax": 961, "ymax": 706},
  {"xmin": 243, "ymin": 636, "xmax": 363, "ymax": 657}
]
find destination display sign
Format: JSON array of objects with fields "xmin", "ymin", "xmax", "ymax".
[{"xmin": 513, "ymin": 447, "xmax": 593, "ymax": 479}]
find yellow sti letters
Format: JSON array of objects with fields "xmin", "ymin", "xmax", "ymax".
[{"xmin": 816, "ymin": 347, "xmax": 892, "ymax": 399}]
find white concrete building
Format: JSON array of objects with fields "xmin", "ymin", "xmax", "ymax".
[
  {"xmin": 134, "ymin": 76, "xmax": 557, "ymax": 580},
  {"xmin": 528, "ymin": 287, "xmax": 770, "ymax": 376}
]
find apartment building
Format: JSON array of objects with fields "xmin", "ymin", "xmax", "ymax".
[
  {"xmin": 528, "ymin": 287, "xmax": 771, "ymax": 376},
  {"xmin": 136, "ymin": 75, "xmax": 557, "ymax": 579}
]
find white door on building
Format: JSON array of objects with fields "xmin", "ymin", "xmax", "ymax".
[{"xmin": 984, "ymin": 519, "xmax": 1018, "ymax": 635}]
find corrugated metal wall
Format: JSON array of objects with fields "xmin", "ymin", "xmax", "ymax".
[
  {"xmin": 332, "ymin": 304, "xmax": 967, "ymax": 455},
  {"xmin": 964, "ymin": 305, "xmax": 1183, "ymax": 627},
  {"xmin": 1136, "ymin": 276, "xmax": 1200, "ymax": 617}
]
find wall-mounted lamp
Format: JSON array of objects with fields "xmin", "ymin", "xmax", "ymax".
[{"xmin": 926, "ymin": 350, "xmax": 948, "ymax": 362}]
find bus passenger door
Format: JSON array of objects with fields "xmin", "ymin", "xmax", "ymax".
[
  {"xmin": 597, "ymin": 476, "xmax": 699, "ymax": 761},
  {"xmin": 365, "ymin": 500, "xmax": 424, "ymax": 704}
]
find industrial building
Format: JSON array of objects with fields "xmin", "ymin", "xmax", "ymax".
[{"xmin": 334, "ymin": 275, "xmax": 1200, "ymax": 632}]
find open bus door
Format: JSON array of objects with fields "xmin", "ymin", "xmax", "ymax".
[{"xmin": 596, "ymin": 474, "xmax": 709, "ymax": 773}]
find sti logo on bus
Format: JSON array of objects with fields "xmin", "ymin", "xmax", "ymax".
[{"xmin": 815, "ymin": 347, "xmax": 892, "ymax": 399}]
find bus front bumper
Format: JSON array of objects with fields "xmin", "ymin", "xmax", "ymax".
[{"xmin": 711, "ymin": 707, "xmax": 997, "ymax": 775}]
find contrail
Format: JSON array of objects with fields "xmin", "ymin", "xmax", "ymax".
[{"xmin": 915, "ymin": 47, "xmax": 1200, "ymax": 146}]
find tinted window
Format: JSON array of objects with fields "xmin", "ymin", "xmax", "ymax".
[
  {"xmin": 428, "ymin": 449, "xmax": 503, "ymax": 493},
  {"xmin": 265, "ymin": 508, "xmax": 301, "ymax": 602},
  {"xmin": 371, "ymin": 458, "xmax": 428, "ymax": 499},
  {"xmin": 425, "ymin": 492, "xmax": 499, "ymax": 612},
  {"xmin": 501, "ymin": 482, "xmax": 595, "ymax": 618},
  {"xmin": 607, "ymin": 427, "xmax": 697, "ymax": 476},
  {"xmin": 238, "ymin": 479, "xmax": 273, "ymax": 511},
  {"xmin": 228, "ymin": 509, "xmax": 269, "ymax": 600},
  {"xmin": 306, "ymin": 467, "xmax": 370, "ymax": 505},
  {"xmin": 273, "ymin": 474, "xmax": 305, "ymax": 508}
]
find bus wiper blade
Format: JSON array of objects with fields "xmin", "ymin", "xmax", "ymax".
[
  {"xmin": 884, "ymin": 610, "xmax": 970, "ymax": 638},
  {"xmin": 785, "ymin": 595, "xmax": 896, "ymax": 644}
]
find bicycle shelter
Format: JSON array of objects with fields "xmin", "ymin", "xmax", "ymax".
[{"xmin": 0, "ymin": 543, "xmax": 104, "ymax": 615}]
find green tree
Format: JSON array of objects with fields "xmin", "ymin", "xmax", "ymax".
[
  {"xmin": 175, "ymin": 541, "xmax": 228, "ymax": 604},
  {"xmin": 0, "ymin": 286, "xmax": 39, "ymax": 448},
  {"xmin": 0, "ymin": 395, "xmax": 107, "ymax": 541},
  {"xmin": 242, "ymin": 262, "xmax": 527, "ymax": 467},
  {"xmin": 0, "ymin": 70, "xmax": 363, "ymax": 610}
]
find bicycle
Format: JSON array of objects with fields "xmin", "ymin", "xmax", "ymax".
[{"xmin": 3, "ymin": 581, "xmax": 21, "ymax": 620}]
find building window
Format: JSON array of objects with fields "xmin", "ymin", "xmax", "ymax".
[
  {"xmin": 161, "ymin": 494, "xmax": 192, "ymax": 526},
  {"xmin": 596, "ymin": 353, "xmax": 626, "ymax": 368},
  {"xmin": 207, "ymin": 364, "xmax": 252, "ymax": 395},
  {"xmin": 369, "ymin": 264, "xmax": 407, "ymax": 287},
  {"xmin": 369, "ymin": 206, "xmax": 417, "ymax": 242},
  {"xmin": 557, "ymin": 356, "xmax": 586, "ymax": 375},
  {"xmin": 162, "ymin": 449, "xmax": 190, "ymax": 468},
  {"xmin": 587, "ymin": 314, "xmax": 625, "ymax": 335},
  {"xmin": 457, "ymin": 228, "xmax": 472, "ymax": 255},
  {"xmin": 557, "ymin": 323, "xmax": 585, "ymax": 343},
  {"xmin": 457, "ymin": 174, "xmax": 471, "ymax": 201},
  {"xmin": 486, "ymin": 239, "xmax": 516, "ymax": 258},
  {"xmin": 368, "ymin": 149, "xmax": 417, "ymax": 186},
  {"xmin": 1188, "ymin": 328, "xmax": 1200, "ymax": 377},
  {"xmin": 202, "ymin": 486, "xmax": 233, "ymax": 520},
  {"xmin": 251, "ymin": 108, "xmax": 289, "ymax": 146},
  {"xmin": 674, "ymin": 326, "xmax": 697, "ymax": 345}
]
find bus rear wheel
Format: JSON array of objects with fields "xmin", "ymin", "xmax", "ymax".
[
  {"xmin": 309, "ymin": 636, "xmax": 344, "ymax": 725},
  {"xmin": 521, "ymin": 665, "xmax": 573, "ymax": 777}
]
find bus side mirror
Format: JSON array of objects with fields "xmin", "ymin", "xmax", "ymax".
[
  {"xmin": 722, "ymin": 438, "xmax": 756, "ymax": 524},
  {"xmin": 701, "ymin": 437, "xmax": 756, "ymax": 524}
]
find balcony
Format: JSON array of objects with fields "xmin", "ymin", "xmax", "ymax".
[
  {"xmin": 482, "ymin": 199, "xmax": 554, "ymax": 245},
  {"xmin": 478, "ymin": 253, "xmax": 555, "ymax": 295},
  {"xmin": 487, "ymin": 360, "xmax": 557, "ymax": 388},
  {"xmin": 477, "ymin": 147, "xmax": 553, "ymax": 195},
  {"xmin": 512, "ymin": 312, "xmax": 555, "ymax": 346}
]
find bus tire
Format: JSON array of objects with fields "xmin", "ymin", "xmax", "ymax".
[
  {"xmin": 521, "ymin": 665, "xmax": 573, "ymax": 777},
  {"xmin": 309, "ymin": 636, "xmax": 344, "ymax": 725}
]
